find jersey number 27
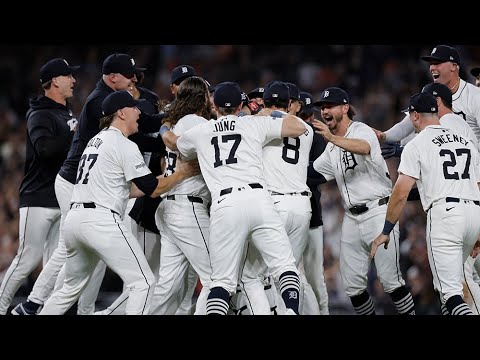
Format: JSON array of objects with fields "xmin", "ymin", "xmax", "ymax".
[{"xmin": 440, "ymin": 148, "xmax": 471, "ymax": 180}]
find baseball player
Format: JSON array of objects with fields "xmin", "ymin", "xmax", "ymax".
[
  {"xmin": 310, "ymin": 87, "xmax": 415, "ymax": 315},
  {"xmin": 150, "ymin": 76, "xmax": 213, "ymax": 315},
  {"xmin": 39, "ymin": 90, "xmax": 199, "ymax": 315},
  {"xmin": 1, "ymin": 58, "xmax": 79, "ymax": 315},
  {"xmin": 375, "ymin": 45, "xmax": 480, "ymax": 314},
  {"xmin": 161, "ymin": 82, "xmax": 305, "ymax": 315},
  {"xmin": 92, "ymin": 71, "xmax": 166, "ymax": 315},
  {"xmin": 12, "ymin": 53, "xmax": 147, "ymax": 315},
  {"xmin": 298, "ymin": 91, "xmax": 330, "ymax": 314},
  {"xmin": 238, "ymin": 81, "xmax": 314, "ymax": 315},
  {"xmin": 371, "ymin": 92, "xmax": 480, "ymax": 315}
]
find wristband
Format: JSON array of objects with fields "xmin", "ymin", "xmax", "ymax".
[
  {"xmin": 382, "ymin": 220, "xmax": 395, "ymax": 235},
  {"xmin": 159, "ymin": 124, "xmax": 170, "ymax": 136}
]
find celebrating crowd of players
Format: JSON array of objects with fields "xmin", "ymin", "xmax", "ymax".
[{"xmin": 1, "ymin": 44, "xmax": 480, "ymax": 315}]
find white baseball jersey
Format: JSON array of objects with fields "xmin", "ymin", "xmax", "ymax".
[
  {"xmin": 440, "ymin": 112, "xmax": 480, "ymax": 152},
  {"xmin": 313, "ymin": 121, "xmax": 392, "ymax": 209},
  {"xmin": 163, "ymin": 114, "xmax": 211, "ymax": 201},
  {"xmin": 70, "ymin": 127, "xmax": 151, "ymax": 217},
  {"xmin": 452, "ymin": 79, "xmax": 480, "ymax": 141},
  {"xmin": 262, "ymin": 113, "xmax": 313, "ymax": 193},
  {"xmin": 177, "ymin": 114, "xmax": 283, "ymax": 202},
  {"xmin": 398, "ymin": 125, "xmax": 480, "ymax": 211}
]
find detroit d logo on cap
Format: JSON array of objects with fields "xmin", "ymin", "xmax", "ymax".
[
  {"xmin": 130, "ymin": 58, "xmax": 135, "ymax": 66},
  {"xmin": 324, "ymin": 90, "xmax": 329, "ymax": 98},
  {"xmin": 182, "ymin": 67, "xmax": 188, "ymax": 73},
  {"xmin": 305, "ymin": 98, "xmax": 311, "ymax": 105},
  {"xmin": 432, "ymin": 47, "xmax": 437, "ymax": 55}
]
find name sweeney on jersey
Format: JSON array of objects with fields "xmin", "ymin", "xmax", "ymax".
[
  {"xmin": 86, "ymin": 137, "xmax": 103, "ymax": 149},
  {"xmin": 213, "ymin": 119, "xmax": 236, "ymax": 132},
  {"xmin": 431, "ymin": 133, "xmax": 469, "ymax": 147}
]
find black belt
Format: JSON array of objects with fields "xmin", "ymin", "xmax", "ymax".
[
  {"xmin": 349, "ymin": 196, "xmax": 389, "ymax": 215},
  {"xmin": 220, "ymin": 183, "xmax": 263, "ymax": 197},
  {"xmin": 446, "ymin": 197, "xmax": 480, "ymax": 206},
  {"xmin": 166, "ymin": 195, "xmax": 203, "ymax": 204},
  {"xmin": 70, "ymin": 202, "xmax": 119, "ymax": 216},
  {"xmin": 270, "ymin": 191, "xmax": 310, "ymax": 196}
]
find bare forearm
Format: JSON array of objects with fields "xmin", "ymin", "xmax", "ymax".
[
  {"xmin": 329, "ymin": 136, "xmax": 370, "ymax": 155},
  {"xmin": 161, "ymin": 131, "xmax": 179, "ymax": 151},
  {"xmin": 150, "ymin": 171, "xmax": 186, "ymax": 198},
  {"xmin": 130, "ymin": 183, "xmax": 145, "ymax": 198}
]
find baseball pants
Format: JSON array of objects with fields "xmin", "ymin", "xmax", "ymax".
[
  {"xmin": 150, "ymin": 196, "xmax": 211, "ymax": 315},
  {"xmin": 426, "ymin": 200, "xmax": 480, "ymax": 305},
  {"xmin": 40, "ymin": 206, "xmax": 155, "ymax": 315},
  {"xmin": 0, "ymin": 206, "xmax": 60, "ymax": 314},
  {"xmin": 302, "ymin": 226, "xmax": 329, "ymax": 314},
  {"xmin": 341, "ymin": 204, "xmax": 404, "ymax": 297},
  {"xmin": 26, "ymin": 174, "xmax": 105, "ymax": 315},
  {"xmin": 93, "ymin": 198, "xmax": 160, "ymax": 315},
  {"xmin": 209, "ymin": 189, "xmax": 298, "ymax": 296},
  {"xmin": 463, "ymin": 255, "xmax": 480, "ymax": 314},
  {"xmin": 240, "ymin": 194, "xmax": 311, "ymax": 314}
]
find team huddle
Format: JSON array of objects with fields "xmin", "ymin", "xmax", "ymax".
[{"xmin": 1, "ymin": 44, "xmax": 480, "ymax": 315}]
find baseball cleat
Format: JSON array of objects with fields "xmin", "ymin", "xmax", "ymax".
[{"xmin": 11, "ymin": 302, "xmax": 39, "ymax": 315}]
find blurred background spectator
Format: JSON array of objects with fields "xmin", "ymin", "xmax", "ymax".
[{"xmin": 2, "ymin": 44, "xmax": 478, "ymax": 314}]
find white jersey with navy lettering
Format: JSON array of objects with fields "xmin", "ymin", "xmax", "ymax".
[
  {"xmin": 164, "ymin": 114, "xmax": 210, "ymax": 201},
  {"xmin": 262, "ymin": 114, "xmax": 313, "ymax": 193},
  {"xmin": 440, "ymin": 112, "xmax": 480, "ymax": 152},
  {"xmin": 313, "ymin": 121, "xmax": 392, "ymax": 210},
  {"xmin": 398, "ymin": 125, "xmax": 480, "ymax": 211},
  {"xmin": 71, "ymin": 127, "xmax": 151, "ymax": 217},
  {"xmin": 177, "ymin": 114, "xmax": 283, "ymax": 202}
]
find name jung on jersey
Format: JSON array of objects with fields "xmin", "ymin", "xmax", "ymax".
[{"xmin": 214, "ymin": 119, "xmax": 236, "ymax": 132}]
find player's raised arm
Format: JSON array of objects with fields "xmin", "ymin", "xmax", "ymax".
[
  {"xmin": 312, "ymin": 119, "xmax": 370, "ymax": 155},
  {"xmin": 159, "ymin": 121, "xmax": 179, "ymax": 151}
]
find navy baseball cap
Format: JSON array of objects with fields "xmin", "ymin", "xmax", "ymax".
[
  {"xmin": 470, "ymin": 67, "xmax": 480, "ymax": 77},
  {"xmin": 299, "ymin": 92, "xmax": 317, "ymax": 114},
  {"xmin": 213, "ymin": 82, "xmax": 242, "ymax": 108},
  {"xmin": 421, "ymin": 82, "xmax": 452, "ymax": 107},
  {"xmin": 420, "ymin": 45, "xmax": 460, "ymax": 64},
  {"xmin": 102, "ymin": 53, "xmax": 146, "ymax": 78},
  {"xmin": 248, "ymin": 87, "xmax": 265, "ymax": 99},
  {"xmin": 171, "ymin": 65, "xmax": 196, "ymax": 85},
  {"xmin": 101, "ymin": 90, "xmax": 147, "ymax": 116},
  {"xmin": 263, "ymin": 81, "xmax": 290, "ymax": 101},
  {"xmin": 314, "ymin": 87, "xmax": 349, "ymax": 106},
  {"xmin": 40, "ymin": 58, "xmax": 80, "ymax": 84},
  {"xmin": 285, "ymin": 82, "xmax": 300, "ymax": 100},
  {"xmin": 405, "ymin": 92, "xmax": 438, "ymax": 113}
]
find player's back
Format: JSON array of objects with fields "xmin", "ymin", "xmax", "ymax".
[
  {"xmin": 401, "ymin": 125, "xmax": 480, "ymax": 210},
  {"xmin": 178, "ymin": 113, "xmax": 283, "ymax": 202},
  {"xmin": 262, "ymin": 116, "xmax": 313, "ymax": 193},
  {"xmin": 440, "ymin": 112, "xmax": 480, "ymax": 152}
]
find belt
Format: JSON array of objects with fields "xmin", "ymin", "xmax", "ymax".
[
  {"xmin": 349, "ymin": 196, "xmax": 389, "ymax": 215},
  {"xmin": 70, "ymin": 202, "xmax": 120, "ymax": 216},
  {"xmin": 427, "ymin": 197, "xmax": 480, "ymax": 211},
  {"xmin": 270, "ymin": 191, "xmax": 310, "ymax": 197},
  {"xmin": 219, "ymin": 183, "xmax": 263, "ymax": 197},
  {"xmin": 166, "ymin": 195, "xmax": 204, "ymax": 204}
]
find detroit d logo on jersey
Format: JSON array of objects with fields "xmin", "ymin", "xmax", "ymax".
[
  {"xmin": 342, "ymin": 150, "xmax": 357, "ymax": 171},
  {"xmin": 67, "ymin": 118, "xmax": 78, "ymax": 132}
]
